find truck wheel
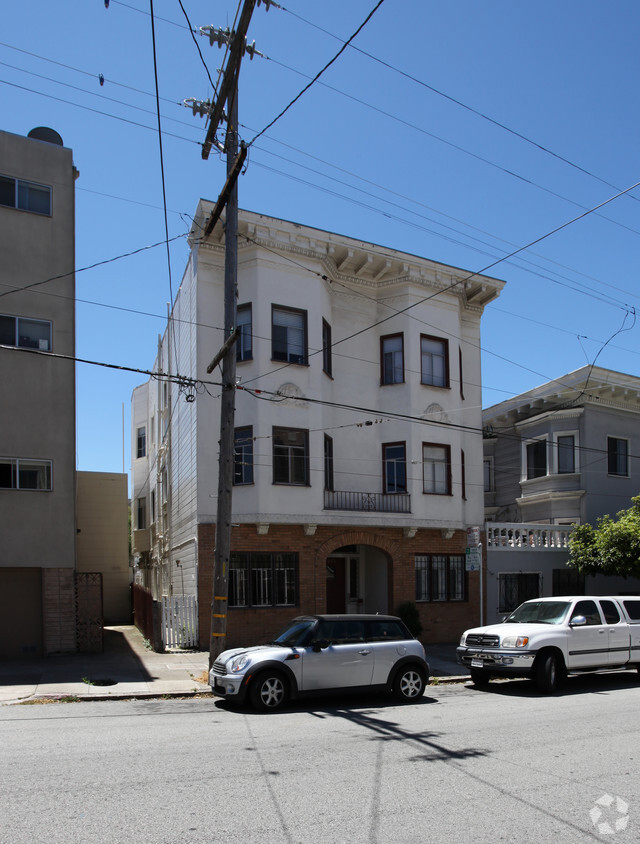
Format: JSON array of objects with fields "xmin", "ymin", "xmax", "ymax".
[
  {"xmin": 470, "ymin": 668, "xmax": 491, "ymax": 688},
  {"xmin": 534, "ymin": 652, "xmax": 564, "ymax": 693},
  {"xmin": 393, "ymin": 665, "xmax": 427, "ymax": 701},
  {"xmin": 250, "ymin": 671, "xmax": 288, "ymax": 711}
]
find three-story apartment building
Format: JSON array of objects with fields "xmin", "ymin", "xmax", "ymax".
[{"xmin": 132, "ymin": 206, "xmax": 505, "ymax": 647}]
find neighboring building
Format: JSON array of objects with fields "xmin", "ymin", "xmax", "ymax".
[
  {"xmin": 482, "ymin": 366, "xmax": 640, "ymax": 622},
  {"xmin": 76, "ymin": 472, "xmax": 131, "ymax": 624},
  {"xmin": 132, "ymin": 206, "xmax": 505, "ymax": 648},
  {"xmin": 0, "ymin": 128, "xmax": 78, "ymax": 657}
]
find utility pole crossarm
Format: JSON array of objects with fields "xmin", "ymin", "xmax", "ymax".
[
  {"xmin": 204, "ymin": 143, "xmax": 247, "ymax": 237},
  {"xmin": 201, "ymin": 0, "xmax": 257, "ymax": 160}
]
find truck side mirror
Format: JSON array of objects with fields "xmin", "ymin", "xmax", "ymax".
[{"xmin": 569, "ymin": 615, "xmax": 587, "ymax": 627}]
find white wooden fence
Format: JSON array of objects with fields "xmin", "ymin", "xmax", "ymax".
[{"xmin": 161, "ymin": 595, "xmax": 198, "ymax": 649}]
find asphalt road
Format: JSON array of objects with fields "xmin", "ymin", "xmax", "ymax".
[{"xmin": 1, "ymin": 672, "xmax": 638, "ymax": 843}]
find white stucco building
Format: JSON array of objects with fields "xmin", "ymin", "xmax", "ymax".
[{"xmin": 132, "ymin": 206, "xmax": 504, "ymax": 648}]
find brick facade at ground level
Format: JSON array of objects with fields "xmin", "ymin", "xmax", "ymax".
[{"xmin": 198, "ymin": 523, "xmax": 482, "ymax": 651}]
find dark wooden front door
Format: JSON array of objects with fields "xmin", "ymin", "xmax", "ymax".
[{"xmin": 326, "ymin": 558, "xmax": 346, "ymax": 613}]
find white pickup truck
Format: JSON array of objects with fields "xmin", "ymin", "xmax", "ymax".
[{"xmin": 457, "ymin": 595, "xmax": 640, "ymax": 693}]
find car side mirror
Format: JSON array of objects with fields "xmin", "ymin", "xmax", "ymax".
[
  {"xmin": 312, "ymin": 639, "xmax": 329, "ymax": 652},
  {"xmin": 569, "ymin": 615, "xmax": 587, "ymax": 627}
]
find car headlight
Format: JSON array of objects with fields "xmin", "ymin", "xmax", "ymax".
[
  {"xmin": 459, "ymin": 633, "xmax": 467, "ymax": 646},
  {"xmin": 230, "ymin": 654, "xmax": 252, "ymax": 673},
  {"xmin": 501, "ymin": 636, "xmax": 529, "ymax": 648}
]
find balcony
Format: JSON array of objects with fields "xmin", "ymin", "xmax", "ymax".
[
  {"xmin": 486, "ymin": 522, "xmax": 574, "ymax": 551},
  {"xmin": 133, "ymin": 528, "xmax": 151, "ymax": 553},
  {"xmin": 324, "ymin": 490, "xmax": 411, "ymax": 514}
]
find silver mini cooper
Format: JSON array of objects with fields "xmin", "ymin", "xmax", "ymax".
[{"xmin": 210, "ymin": 614, "xmax": 429, "ymax": 711}]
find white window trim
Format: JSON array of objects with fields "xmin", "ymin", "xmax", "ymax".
[{"xmin": 551, "ymin": 429, "xmax": 579, "ymax": 475}]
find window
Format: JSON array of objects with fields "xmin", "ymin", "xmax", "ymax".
[
  {"xmin": 415, "ymin": 554, "xmax": 466, "ymax": 602},
  {"xmin": 136, "ymin": 426, "xmax": 146, "ymax": 459},
  {"xmin": 234, "ymin": 426, "xmax": 254, "ymax": 485},
  {"xmin": 422, "ymin": 443, "xmax": 451, "ymax": 495},
  {"xmin": 273, "ymin": 427, "xmax": 309, "ymax": 485},
  {"xmin": 324, "ymin": 434, "xmax": 334, "ymax": 491},
  {"xmin": 151, "ymin": 489, "xmax": 156, "ymax": 522},
  {"xmin": 272, "ymin": 305, "xmax": 307, "ymax": 364},
  {"xmin": 483, "ymin": 458, "xmax": 493, "ymax": 492},
  {"xmin": 0, "ymin": 314, "xmax": 51, "ymax": 350},
  {"xmin": 459, "ymin": 347, "xmax": 464, "ymax": 399},
  {"xmin": 137, "ymin": 497, "xmax": 146, "ymax": 530},
  {"xmin": 599, "ymin": 600, "xmax": 621, "ymax": 625},
  {"xmin": 383, "ymin": 442, "xmax": 406, "ymax": 493},
  {"xmin": 461, "ymin": 449, "xmax": 466, "ymax": 500},
  {"xmin": 236, "ymin": 304, "xmax": 252, "ymax": 362},
  {"xmin": 498, "ymin": 572, "xmax": 540, "ymax": 614},
  {"xmin": 526, "ymin": 439, "xmax": 547, "ymax": 479},
  {"xmin": 557, "ymin": 435, "xmax": 575, "ymax": 474},
  {"xmin": 572, "ymin": 599, "xmax": 602, "ymax": 625},
  {"xmin": 0, "ymin": 175, "xmax": 51, "ymax": 215},
  {"xmin": 322, "ymin": 319, "xmax": 332, "ymax": 377},
  {"xmin": 381, "ymin": 334, "xmax": 404, "ymax": 385},
  {"xmin": 608, "ymin": 437, "xmax": 628, "ymax": 476},
  {"xmin": 0, "ymin": 458, "xmax": 52, "ymax": 490},
  {"xmin": 552, "ymin": 568, "xmax": 584, "ymax": 596},
  {"xmin": 421, "ymin": 335, "xmax": 448, "ymax": 387},
  {"xmin": 229, "ymin": 552, "xmax": 298, "ymax": 607}
]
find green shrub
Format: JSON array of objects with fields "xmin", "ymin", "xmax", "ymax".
[{"xmin": 395, "ymin": 600, "xmax": 423, "ymax": 638}]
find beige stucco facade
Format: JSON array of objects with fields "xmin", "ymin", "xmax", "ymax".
[{"xmin": 76, "ymin": 472, "xmax": 131, "ymax": 624}]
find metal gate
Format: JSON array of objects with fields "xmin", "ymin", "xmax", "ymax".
[
  {"xmin": 161, "ymin": 595, "xmax": 198, "ymax": 649},
  {"xmin": 76, "ymin": 572, "xmax": 104, "ymax": 653}
]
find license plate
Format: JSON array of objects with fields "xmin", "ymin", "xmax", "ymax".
[{"xmin": 471, "ymin": 659, "xmax": 484, "ymax": 668}]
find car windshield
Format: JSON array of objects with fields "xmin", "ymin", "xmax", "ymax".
[
  {"xmin": 505, "ymin": 601, "xmax": 571, "ymax": 625},
  {"xmin": 270, "ymin": 619, "xmax": 317, "ymax": 647}
]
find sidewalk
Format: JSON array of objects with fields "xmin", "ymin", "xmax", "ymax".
[{"xmin": 0, "ymin": 626, "xmax": 467, "ymax": 705}]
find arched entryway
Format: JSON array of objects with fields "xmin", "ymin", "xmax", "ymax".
[{"xmin": 317, "ymin": 532, "xmax": 398, "ymax": 615}]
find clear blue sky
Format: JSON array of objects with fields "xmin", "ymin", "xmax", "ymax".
[{"xmin": 2, "ymin": 1, "xmax": 640, "ymax": 484}]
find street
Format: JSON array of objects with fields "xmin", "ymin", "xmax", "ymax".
[{"xmin": 1, "ymin": 673, "xmax": 638, "ymax": 843}]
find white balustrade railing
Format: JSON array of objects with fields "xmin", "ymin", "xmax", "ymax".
[{"xmin": 486, "ymin": 522, "xmax": 574, "ymax": 550}]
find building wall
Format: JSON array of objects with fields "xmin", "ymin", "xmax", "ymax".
[
  {"xmin": 76, "ymin": 472, "xmax": 131, "ymax": 623},
  {"xmin": 0, "ymin": 130, "xmax": 77, "ymax": 569},
  {"xmin": 197, "ymin": 522, "xmax": 481, "ymax": 650}
]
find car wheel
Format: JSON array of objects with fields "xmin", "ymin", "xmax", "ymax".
[
  {"xmin": 470, "ymin": 667, "xmax": 491, "ymax": 688},
  {"xmin": 393, "ymin": 665, "xmax": 426, "ymax": 702},
  {"xmin": 534, "ymin": 652, "xmax": 564, "ymax": 694},
  {"xmin": 250, "ymin": 671, "xmax": 288, "ymax": 711}
]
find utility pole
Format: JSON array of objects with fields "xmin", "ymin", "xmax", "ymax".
[{"xmin": 197, "ymin": 0, "xmax": 259, "ymax": 669}]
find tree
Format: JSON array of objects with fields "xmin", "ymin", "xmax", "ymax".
[{"xmin": 568, "ymin": 495, "xmax": 640, "ymax": 578}]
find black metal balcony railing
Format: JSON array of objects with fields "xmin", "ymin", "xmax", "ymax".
[{"xmin": 324, "ymin": 490, "xmax": 411, "ymax": 514}]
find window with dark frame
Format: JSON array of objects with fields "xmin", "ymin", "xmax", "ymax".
[
  {"xmin": 0, "ymin": 314, "xmax": 51, "ymax": 351},
  {"xmin": 236, "ymin": 304, "xmax": 252, "ymax": 362},
  {"xmin": 324, "ymin": 434, "xmax": 334, "ymax": 491},
  {"xmin": 557, "ymin": 435, "xmax": 575, "ymax": 474},
  {"xmin": 137, "ymin": 497, "xmax": 146, "ymax": 530},
  {"xmin": 415, "ymin": 554, "xmax": 466, "ymax": 601},
  {"xmin": 0, "ymin": 458, "xmax": 52, "ymax": 490},
  {"xmin": 380, "ymin": 334, "xmax": 404, "ymax": 385},
  {"xmin": 498, "ymin": 572, "xmax": 541, "ymax": 613},
  {"xmin": 0, "ymin": 174, "xmax": 51, "ymax": 215},
  {"xmin": 273, "ymin": 427, "xmax": 309, "ymax": 485},
  {"xmin": 383, "ymin": 442, "xmax": 407, "ymax": 493},
  {"xmin": 422, "ymin": 443, "xmax": 451, "ymax": 494},
  {"xmin": 526, "ymin": 439, "xmax": 547, "ymax": 479},
  {"xmin": 608, "ymin": 436, "xmax": 628, "ymax": 476},
  {"xmin": 420, "ymin": 334, "xmax": 448, "ymax": 387},
  {"xmin": 322, "ymin": 318, "xmax": 332, "ymax": 377},
  {"xmin": 272, "ymin": 305, "xmax": 307, "ymax": 364},
  {"xmin": 459, "ymin": 346, "xmax": 464, "ymax": 399},
  {"xmin": 483, "ymin": 458, "xmax": 492, "ymax": 492},
  {"xmin": 136, "ymin": 426, "xmax": 146, "ymax": 459},
  {"xmin": 461, "ymin": 449, "xmax": 466, "ymax": 499},
  {"xmin": 229, "ymin": 552, "xmax": 298, "ymax": 607},
  {"xmin": 234, "ymin": 426, "xmax": 254, "ymax": 485}
]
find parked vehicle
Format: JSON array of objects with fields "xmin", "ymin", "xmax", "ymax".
[
  {"xmin": 210, "ymin": 614, "xmax": 430, "ymax": 711},
  {"xmin": 457, "ymin": 596, "xmax": 640, "ymax": 693}
]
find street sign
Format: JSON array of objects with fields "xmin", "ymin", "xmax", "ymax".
[{"xmin": 466, "ymin": 547, "xmax": 482, "ymax": 571}]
